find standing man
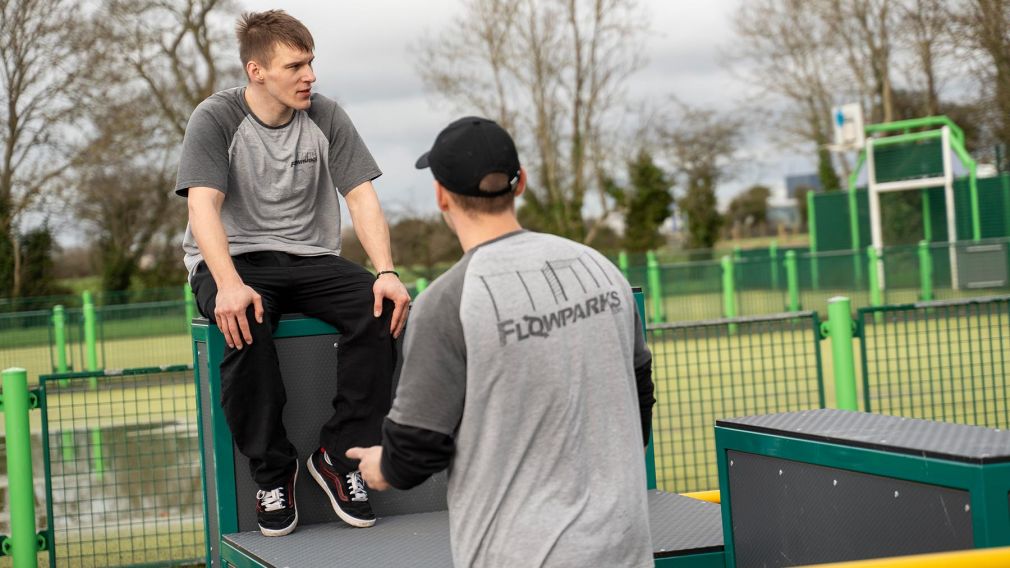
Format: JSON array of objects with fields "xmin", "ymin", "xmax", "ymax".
[
  {"xmin": 176, "ymin": 10, "xmax": 410, "ymax": 537},
  {"xmin": 348, "ymin": 117, "xmax": 656, "ymax": 567}
]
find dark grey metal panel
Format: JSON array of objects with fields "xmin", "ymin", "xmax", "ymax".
[
  {"xmin": 232, "ymin": 332, "xmax": 447, "ymax": 533},
  {"xmin": 727, "ymin": 450, "xmax": 973, "ymax": 568},
  {"xmin": 650, "ymin": 491, "xmax": 723, "ymax": 557},
  {"xmin": 224, "ymin": 490, "xmax": 723, "ymax": 567},
  {"xmin": 718, "ymin": 409, "xmax": 1010, "ymax": 463},
  {"xmin": 197, "ymin": 340, "xmax": 222, "ymax": 565}
]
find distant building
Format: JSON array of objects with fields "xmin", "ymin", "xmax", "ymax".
[
  {"xmin": 767, "ymin": 186, "xmax": 800, "ymax": 228},
  {"xmin": 785, "ymin": 173, "xmax": 822, "ymax": 198}
]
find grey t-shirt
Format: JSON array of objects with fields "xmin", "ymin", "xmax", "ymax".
[
  {"xmin": 390, "ymin": 231, "xmax": 653, "ymax": 568},
  {"xmin": 175, "ymin": 87, "xmax": 381, "ymax": 275}
]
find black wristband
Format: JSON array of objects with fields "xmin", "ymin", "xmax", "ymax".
[{"xmin": 376, "ymin": 270, "xmax": 399, "ymax": 279}]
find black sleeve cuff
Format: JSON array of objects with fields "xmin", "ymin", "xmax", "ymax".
[
  {"xmin": 380, "ymin": 418, "xmax": 455, "ymax": 490},
  {"xmin": 635, "ymin": 356, "xmax": 656, "ymax": 446}
]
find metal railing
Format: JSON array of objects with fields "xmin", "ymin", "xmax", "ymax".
[
  {"xmin": 858, "ymin": 296, "xmax": 1010, "ymax": 429},
  {"xmin": 647, "ymin": 312, "xmax": 825, "ymax": 493}
]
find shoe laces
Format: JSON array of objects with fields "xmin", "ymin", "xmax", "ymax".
[
  {"xmin": 346, "ymin": 471, "xmax": 368, "ymax": 502},
  {"xmin": 257, "ymin": 487, "xmax": 286, "ymax": 512}
]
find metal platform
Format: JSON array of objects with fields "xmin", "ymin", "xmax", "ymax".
[
  {"xmin": 717, "ymin": 408, "xmax": 1010, "ymax": 464},
  {"xmin": 222, "ymin": 490, "xmax": 723, "ymax": 567}
]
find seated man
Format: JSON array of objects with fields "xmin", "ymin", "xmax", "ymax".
[
  {"xmin": 177, "ymin": 10, "xmax": 409, "ymax": 536},
  {"xmin": 349, "ymin": 117, "xmax": 656, "ymax": 567}
]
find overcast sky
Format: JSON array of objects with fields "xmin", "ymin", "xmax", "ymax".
[{"xmin": 238, "ymin": 0, "xmax": 815, "ymax": 220}]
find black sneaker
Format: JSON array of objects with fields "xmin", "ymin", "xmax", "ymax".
[
  {"xmin": 307, "ymin": 447, "xmax": 376, "ymax": 528},
  {"xmin": 256, "ymin": 461, "xmax": 298, "ymax": 537}
]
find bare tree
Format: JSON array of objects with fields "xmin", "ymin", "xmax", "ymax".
[
  {"xmin": 896, "ymin": 0, "xmax": 951, "ymax": 117},
  {"xmin": 72, "ymin": 0, "xmax": 241, "ymax": 290},
  {"xmin": 0, "ymin": 0, "xmax": 96, "ymax": 296},
  {"xmin": 956, "ymin": 0, "xmax": 1010, "ymax": 157},
  {"xmin": 729, "ymin": 0, "xmax": 845, "ymax": 187},
  {"xmin": 661, "ymin": 102, "xmax": 742, "ymax": 251},
  {"xmin": 826, "ymin": 0, "xmax": 899, "ymax": 124},
  {"xmin": 415, "ymin": 0, "xmax": 647, "ymax": 243}
]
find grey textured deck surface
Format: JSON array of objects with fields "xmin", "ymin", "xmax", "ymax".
[
  {"xmin": 224, "ymin": 490, "xmax": 723, "ymax": 566},
  {"xmin": 717, "ymin": 409, "xmax": 1010, "ymax": 463}
]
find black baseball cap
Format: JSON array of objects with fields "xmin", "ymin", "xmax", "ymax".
[{"xmin": 415, "ymin": 116, "xmax": 521, "ymax": 198}]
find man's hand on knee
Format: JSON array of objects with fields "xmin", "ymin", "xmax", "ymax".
[
  {"xmin": 215, "ymin": 284, "xmax": 264, "ymax": 349},
  {"xmin": 373, "ymin": 274, "xmax": 411, "ymax": 338}
]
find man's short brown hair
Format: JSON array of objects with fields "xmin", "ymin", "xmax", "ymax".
[
  {"xmin": 450, "ymin": 172, "xmax": 516, "ymax": 215},
  {"xmin": 236, "ymin": 10, "xmax": 314, "ymax": 69}
]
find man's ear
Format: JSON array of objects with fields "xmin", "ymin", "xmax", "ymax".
[
  {"xmin": 246, "ymin": 60, "xmax": 264, "ymax": 83},
  {"xmin": 514, "ymin": 167, "xmax": 527, "ymax": 198},
  {"xmin": 435, "ymin": 180, "xmax": 451, "ymax": 212}
]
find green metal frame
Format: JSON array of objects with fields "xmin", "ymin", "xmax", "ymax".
[
  {"xmin": 848, "ymin": 115, "xmax": 982, "ymax": 246},
  {"xmin": 715, "ymin": 425, "xmax": 1010, "ymax": 568},
  {"xmin": 193, "ymin": 316, "xmax": 339, "ymax": 562}
]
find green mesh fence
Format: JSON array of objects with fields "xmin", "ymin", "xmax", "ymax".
[
  {"xmin": 0, "ymin": 310, "xmax": 53, "ymax": 381},
  {"xmin": 647, "ymin": 312, "xmax": 824, "ymax": 493},
  {"xmin": 96, "ymin": 302, "xmax": 191, "ymax": 371},
  {"xmin": 39, "ymin": 367, "xmax": 203, "ymax": 567},
  {"xmin": 872, "ymin": 137, "xmax": 944, "ymax": 183},
  {"xmin": 857, "ymin": 296, "xmax": 1010, "ymax": 428},
  {"xmin": 652, "ymin": 259, "xmax": 724, "ymax": 322}
]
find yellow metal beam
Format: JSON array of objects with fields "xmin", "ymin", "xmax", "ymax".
[
  {"xmin": 679, "ymin": 490, "xmax": 720, "ymax": 504},
  {"xmin": 802, "ymin": 547, "xmax": 1010, "ymax": 568}
]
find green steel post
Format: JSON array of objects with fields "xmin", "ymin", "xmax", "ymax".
[
  {"xmin": 618, "ymin": 250, "xmax": 629, "ymax": 280},
  {"xmin": 867, "ymin": 246, "xmax": 883, "ymax": 308},
  {"xmin": 918, "ymin": 240, "xmax": 934, "ymax": 301},
  {"xmin": 785, "ymin": 250, "xmax": 800, "ymax": 312},
  {"xmin": 807, "ymin": 190, "xmax": 821, "ymax": 290},
  {"xmin": 733, "ymin": 245, "xmax": 741, "ymax": 260},
  {"xmin": 82, "ymin": 291, "xmax": 98, "ymax": 372},
  {"xmin": 646, "ymin": 251, "xmax": 665, "ymax": 323},
  {"xmin": 81, "ymin": 291, "xmax": 104, "ymax": 479},
  {"xmin": 184, "ymin": 283, "xmax": 196, "ymax": 326},
  {"xmin": 415, "ymin": 278, "xmax": 429, "ymax": 294},
  {"xmin": 51, "ymin": 305, "xmax": 67, "ymax": 373},
  {"xmin": 825, "ymin": 298, "xmax": 858, "ymax": 411},
  {"xmin": 53, "ymin": 305, "xmax": 76, "ymax": 461},
  {"xmin": 922, "ymin": 191, "xmax": 933, "ymax": 242},
  {"xmin": 847, "ymin": 151, "xmax": 865, "ymax": 286},
  {"xmin": 2, "ymin": 368, "xmax": 39, "ymax": 568},
  {"xmin": 721, "ymin": 255, "xmax": 737, "ymax": 319},
  {"xmin": 769, "ymin": 240, "xmax": 779, "ymax": 290}
]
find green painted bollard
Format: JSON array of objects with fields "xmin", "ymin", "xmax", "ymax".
[
  {"xmin": 81, "ymin": 291, "xmax": 105, "ymax": 479},
  {"xmin": 645, "ymin": 251, "xmax": 665, "ymax": 323},
  {"xmin": 53, "ymin": 305, "xmax": 76, "ymax": 462},
  {"xmin": 184, "ymin": 283, "xmax": 196, "ymax": 327},
  {"xmin": 415, "ymin": 278, "xmax": 429, "ymax": 294},
  {"xmin": 918, "ymin": 240, "xmax": 933, "ymax": 301},
  {"xmin": 52, "ymin": 305, "xmax": 68, "ymax": 373},
  {"xmin": 721, "ymin": 255, "xmax": 737, "ymax": 319},
  {"xmin": 2, "ymin": 368, "xmax": 39, "ymax": 568},
  {"xmin": 867, "ymin": 246, "xmax": 883, "ymax": 308},
  {"xmin": 825, "ymin": 298, "xmax": 858, "ymax": 411},
  {"xmin": 618, "ymin": 251, "xmax": 629, "ymax": 280},
  {"xmin": 82, "ymin": 291, "xmax": 98, "ymax": 373},
  {"xmin": 769, "ymin": 240, "xmax": 779, "ymax": 290},
  {"xmin": 785, "ymin": 250, "xmax": 800, "ymax": 312}
]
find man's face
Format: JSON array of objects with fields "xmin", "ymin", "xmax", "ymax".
[{"xmin": 259, "ymin": 43, "xmax": 316, "ymax": 111}]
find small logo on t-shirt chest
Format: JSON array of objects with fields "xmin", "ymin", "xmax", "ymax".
[{"xmin": 290, "ymin": 151, "xmax": 318, "ymax": 167}]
